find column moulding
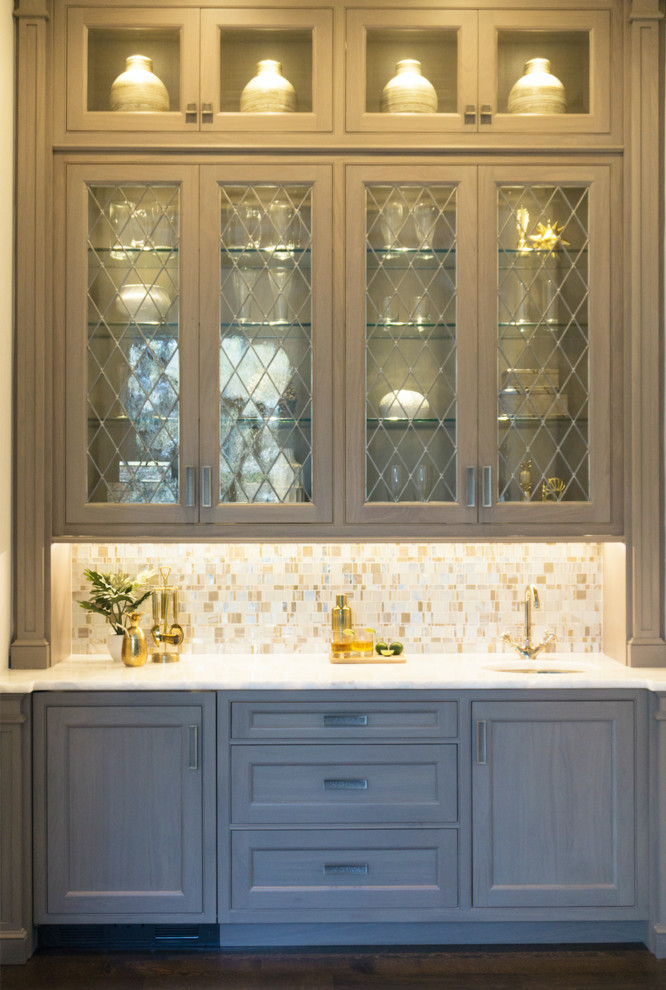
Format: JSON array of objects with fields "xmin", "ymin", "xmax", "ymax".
[
  {"xmin": 10, "ymin": 0, "xmax": 52, "ymax": 668},
  {"xmin": 626, "ymin": 0, "xmax": 666, "ymax": 666}
]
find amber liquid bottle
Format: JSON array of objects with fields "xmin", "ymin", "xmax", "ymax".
[{"xmin": 331, "ymin": 594, "xmax": 353, "ymax": 658}]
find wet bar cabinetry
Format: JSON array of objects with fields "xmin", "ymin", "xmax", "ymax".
[
  {"xmin": 13, "ymin": 3, "xmax": 664, "ymax": 659},
  {"xmin": 29, "ymin": 689, "xmax": 648, "ymax": 941}
]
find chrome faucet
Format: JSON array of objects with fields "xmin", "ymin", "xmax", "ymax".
[{"xmin": 502, "ymin": 584, "xmax": 556, "ymax": 660}]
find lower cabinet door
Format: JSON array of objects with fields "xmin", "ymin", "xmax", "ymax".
[
  {"xmin": 230, "ymin": 828, "xmax": 458, "ymax": 914},
  {"xmin": 471, "ymin": 700, "xmax": 636, "ymax": 909},
  {"xmin": 33, "ymin": 692, "xmax": 216, "ymax": 923}
]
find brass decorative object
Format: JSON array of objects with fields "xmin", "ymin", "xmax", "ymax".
[
  {"xmin": 150, "ymin": 566, "xmax": 185, "ymax": 663},
  {"xmin": 519, "ymin": 458, "xmax": 533, "ymax": 501},
  {"xmin": 541, "ymin": 477, "xmax": 566, "ymax": 501},
  {"xmin": 516, "ymin": 207, "xmax": 532, "ymax": 253},
  {"xmin": 121, "ymin": 612, "xmax": 148, "ymax": 667},
  {"xmin": 529, "ymin": 220, "xmax": 569, "ymax": 251}
]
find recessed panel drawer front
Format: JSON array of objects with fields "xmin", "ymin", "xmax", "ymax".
[
  {"xmin": 231, "ymin": 828, "xmax": 458, "ymax": 911},
  {"xmin": 231, "ymin": 744, "xmax": 458, "ymax": 824},
  {"xmin": 230, "ymin": 701, "xmax": 458, "ymax": 740}
]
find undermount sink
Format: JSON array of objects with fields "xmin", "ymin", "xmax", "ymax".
[{"xmin": 484, "ymin": 660, "xmax": 591, "ymax": 675}]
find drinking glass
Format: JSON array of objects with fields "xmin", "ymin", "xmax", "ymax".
[
  {"xmin": 388, "ymin": 462, "xmax": 406, "ymax": 502},
  {"xmin": 232, "ymin": 269, "xmax": 261, "ymax": 324},
  {"xmin": 412, "ymin": 201, "xmax": 437, "ymax": 258},
  {"xmin": 414, "ymin": 463, "xmax": 431, "ymax": 502},
  {"xmin": 379, "ymin": 198, "xmax": 404, "ymax": 258}
]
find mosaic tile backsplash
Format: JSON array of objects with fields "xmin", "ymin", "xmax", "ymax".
[{"xmin": 70, "ymin": 542, "xmax": 603, "ymax": 655}]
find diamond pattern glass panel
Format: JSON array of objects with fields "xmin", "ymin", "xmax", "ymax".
[
  {"xmin": 219, "ymin": 185, "xmax": 312, "ymax": 503},
  {"xmin": 497, "ymin": 185, "xmax": 589, "ymax": 503},
  {"xmin": 86, "ymin": 184, "xmax": 180, "ymax": 504},
  {"xmin": 365, "ymin": 184, "xmax": 458, "ymax": 503}
]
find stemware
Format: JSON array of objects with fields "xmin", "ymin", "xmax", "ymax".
[
  {"xmin": 412, "ymin": 201, "xmax": 437, "ymax": 258},
  {"xmin": 379, "ymin": 197, "xmax": 404, "ymax": 259}
]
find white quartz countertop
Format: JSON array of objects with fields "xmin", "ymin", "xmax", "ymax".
[{"xmin": 2, "ymin": 651, "xmax": 666, "ymax": 693}]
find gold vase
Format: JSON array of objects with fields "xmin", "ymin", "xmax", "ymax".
[
  {"xmin": 110, "ymin": 55, "xmax": 170, "ymax": 113},
  {"xmin": 240, "ymin": 60, "xmax": 297, "ymax": 113},
  {"xmin": 121, "ymin": 612, "xmax": 148, "ymax": 667}
]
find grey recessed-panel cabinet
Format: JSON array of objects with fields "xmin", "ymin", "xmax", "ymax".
[
  {"xmin": 472, "ymin": 699, "xmax": 638, "ymax": 910},
  {"xmin": 33, "ymin": 691, "xmax": 216, "ymax": 924}
]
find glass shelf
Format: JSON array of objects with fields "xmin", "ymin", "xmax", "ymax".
[
  {"xmin": 367, "ymin": 321, "xmax": 456, "ymax": 341},
  {"xmin": 498, "ymin": 414, "xmax": 588, "ymax": 426},
  {"xmin": 367, "ymin": 247, "xmax": 456, "ymax": 271},
  {"xmin": 367, "ymin": 417, "xmax": 455, "ymax": 429}
]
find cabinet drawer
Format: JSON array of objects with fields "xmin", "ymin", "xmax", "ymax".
[
  {"xmin": 230, "ymin": 700, "xmax": 458, "ymax": 739},
  {"xmin": 231, "ymin": 828, "xmax": 458, "ymax": 912},
  {"xmin": 231, "ymin": 743, "xmax": 457, "ymax": 824}
]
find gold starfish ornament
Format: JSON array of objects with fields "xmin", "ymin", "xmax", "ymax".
[{"xmin": 529, "ymin": 220, "xmax": 569, "ymax": 251}]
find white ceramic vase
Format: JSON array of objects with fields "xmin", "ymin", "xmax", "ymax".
[
  {"xmin": 107, "ymin": 632, "xmax": 125, "ymax": 663},
  {"xmin": 381, "ymin": 59, "xmax": 437, "ymax": 114},
  {"xmin": 240, "ymin": 60, "xmax": 296, "ymax": 113},
  {"xmin": 507, "ymin": 58, "xmax": 566, "ymax": 115},
  {"xmin": 110, "ymin": 55, "xmax": 170, "ymax": 113}
]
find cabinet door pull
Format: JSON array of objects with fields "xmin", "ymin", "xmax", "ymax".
[
  {"xmin": 466, "ymin": 466, "xmax": 476, "ymax": 508},
  {"xmin": 324, "ymin": 864, "xmax": 369, "ymax": 876},
  {"xmin": 482, "ymin": 466, "xmax": 492, "ymax": 508},
  {"xmin": 480, "ymin": 104, "xmax": 493, "ymax": 125},
  {"xmin": 185, "ymin": 102, "xmax": 198, "ymax": 123},
  {"xmin": 188, "ymin": 724, "xmax": 199, "ymax": 770},
  {"xmin": 464, "ymin": 104, "xmax": 477, "ymax": 125},
  {"xmin": 202, "ymin": 102, "xmax": 214, "ymax": 123},
  {"xmin": 323, "ymin": 713, "xmax": 368, "ymax": 727},
  {"xmin": 201, "ymin": 466, "xmax": 212, "ymax": 508},
  {"xmin": 323, "ymin": 778, "xmax": 368, "ymax": 790},
  {"xmin": 476, "ymin": 719, "xmax": 487, "ymax": 765},
  {"xmin": 185, "ymin": 466, "xmax": 196, "ymax": 507}
]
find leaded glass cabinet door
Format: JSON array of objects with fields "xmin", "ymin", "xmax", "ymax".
[
  {"xmin": 478, "ymin": 164, "xmax": 616, "ymax": 527},
  {"xmin": 65, "ymin": 165, "xmax": 199, "ymax": 526},
  {"xmin": 199, "ymin": 165, "xmax": 333, "ymax": 523},
  {"xmin": 346, "ymin": 166, "xmax": 477, "ymax": 525}
]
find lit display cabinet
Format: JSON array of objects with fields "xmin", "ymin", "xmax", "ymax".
[
  {"xmin": 346, "ymin": 7, "xmax": 614, "ymax": 141},
  {"xmin": 346, "ymin": 162, "xmax": 618, "ymax": 529},
  {"xmin": 62, "ymin": 5, "xmax": 332, "ymax": 135},
  {"xmin": 62, "ymin": 163, "xmax": 333, "ymax": 531}
]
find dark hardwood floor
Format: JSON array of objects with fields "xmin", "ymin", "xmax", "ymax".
[{"xmin": 2, "ymin": 945, "xmax": 666, "ymax": 990}]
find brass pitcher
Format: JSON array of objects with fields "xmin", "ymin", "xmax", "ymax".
[{"xmin": 121, "ymin": 612, "xmax": 148, "ymax": 667}]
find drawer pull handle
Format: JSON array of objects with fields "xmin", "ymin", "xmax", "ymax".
[
  {"xmin": 324, "ymin": 864, "xmax": 369, "ymax": 876},
  {"xmin": 480, "ymin": 103, "xmax": 493, "ymax": 124},
  {"xmin": 323, "ymin": 714, "xmax": 368, "ymax": 727},
  {"xmin": 323, "ymin": 778, "xmax": 368, "ymax": 790}
]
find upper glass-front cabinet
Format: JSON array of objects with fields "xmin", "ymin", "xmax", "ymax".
[
  {"xmin": 64, "ymin": 6, "xmax": 332, "ymax": 134},
  {"xmin": 62, "ymin": 163, "xmax": 333, "ymax": 531},
  {"xmin": 345, "ymin": 166, "xmax": 478, "ymax": 526},
  {"xmin": 477, "ymin": 164, "xmax": 615, "ymax": 526},
  {"xmin": 346, "ymin": 7, "xmax": 614, "ymax": 139},
  {"xmin": 346, "ymin": 162, "xmax": 617, "ymax": 530}
]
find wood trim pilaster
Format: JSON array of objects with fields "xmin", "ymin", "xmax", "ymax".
[
  {"xmin": 10, "ymin": 0, "xmax": 52, "ymax": 668},
  {"xmin": 0, "ymin": 695, "xmax": 34, "ymax": 963},
  {"xmin": 626, "ymin": 0, "xmax": 666, "ymax": 666},
  {"xmin": 649, "ymin": 694, "xmax": 666, "ymax": 957}
]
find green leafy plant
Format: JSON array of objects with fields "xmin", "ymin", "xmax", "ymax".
[{"xmin": 78, "ymin": 568, "xmax": 155, "ymax": 635}]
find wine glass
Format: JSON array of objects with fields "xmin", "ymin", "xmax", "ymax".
[{"xmin": 414, "ymin": 463, "xmax": 431, "ymax": 502}]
